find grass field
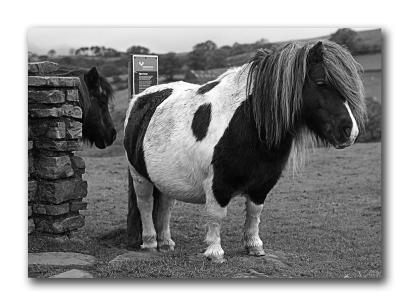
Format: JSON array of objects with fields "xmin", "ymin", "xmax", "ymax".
[{"xmin": 29, "ymin": 142, "xmax": 382, "ymax": 279}]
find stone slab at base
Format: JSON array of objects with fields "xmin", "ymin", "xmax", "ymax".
[
  {"xmin": 28, "ymin": 252, "xmax": 96, "ymax": 266},
  {"xmin": 49, "ymin": 269, "xmax": 94, "ymax": 279}
]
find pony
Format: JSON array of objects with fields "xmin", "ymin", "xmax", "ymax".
[
  {"xmin": 29, "ymin": 65, "xmax": 117, "ymax": 148},
  {"xmin": 123, "ymin": 40, "xmax": 366, "ymax": 262}
]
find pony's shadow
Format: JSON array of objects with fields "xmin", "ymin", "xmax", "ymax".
[{"xmin": 96, "ymin": 228, "xmax": 128, "ymax": 249}]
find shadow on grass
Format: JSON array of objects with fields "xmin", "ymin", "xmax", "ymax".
[{"xmin": 96, "ymin": 228, "xmax": 128, "ymax": 249}]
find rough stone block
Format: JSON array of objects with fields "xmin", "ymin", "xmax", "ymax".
[
  {"xmin": 34, "ymin": 155, "xmax": 74, "ymax": 180},
  {"xmin": 28, "ymin": 61, "xmax": 60, "ymax": 75},
  {"xmin": 69, "ymin": 200, "xmax": 88, "ymax": 212},
  {"xmin": 28, "ymin": 218, "xmax": 35, "ymax": 234},
  {"xmin": 28, "ymin": 76, "xmax": 80, "ymax": 87},
  {"xmin": 70, "ymin": 156, "xmax": 85, "ymax": 175},
  {"xmin": 35, "ymin": 215, "xmax": 85, "ymax": 234},
  {"xmin": 66, "ymin": 120, "xmax": 82, "ymax": 139},
  {"xmin": 34, "ymin": 139, "xmax": 82, "ymax": 152},
  {"xmin": 37, "ymin": 178, "xmax": 87, "ymax": 204},
  {"xmin": 28, "ymin": 151, "xmax": 34, "ymax": 176},
  {"xmin": 28, "ymin": 104, "xmax": 82, "ymax": 119},
  {"xmin": 66, "ymin": 89, "xmax": 79, "ymax": 102},
  {"xmin": 63, "ymin": 105, "xmax": 82, "ymax": 119},
  {"xmin": 28, "ymin": 89, "xmax": 65, "ymax": 104},
  {"xmin": 30, "ymin": 121, "xmax": 66, "ymax": 139},
  {"xmin": 33, "ymin": 203, "xmax": 70, "ymax": 216},
  {"xmin": 28, "ymin": 180, "xmax": 37, "ymax": 202}
]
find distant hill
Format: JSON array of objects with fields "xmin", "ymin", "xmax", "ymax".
[{"xmin": 226, "ymin": 29, "xmax": 381, "ymax": 67}]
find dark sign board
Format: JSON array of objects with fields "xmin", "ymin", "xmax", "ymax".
[{"xmin": 131, "ymin": 55, "xmax": 158, "ymax": 95}]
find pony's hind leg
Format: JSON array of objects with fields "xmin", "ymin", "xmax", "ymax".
[
  {"xmin": 203, "ymin": 176, "xmax": 227, "ymax": 263},
  {"xmin": 243, "ymin": 199, "xmax": 265, "ymax": 256},
  {"xmin": 132, "ymin": 175, "xmax": 157, "ymax": 251},
  {"xmin": 155, "ymin": 193, "xmax": 176, "ymax": 252}
]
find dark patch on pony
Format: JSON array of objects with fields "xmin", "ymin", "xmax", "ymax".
[
  {"xmin": 197, "ymin": 81, "xmax": 220, "ymax": 94},
  {"xmin": 191, "ymin": 103, "xmax": 212, "ymax": 141},
  {"xmin": 124, "ymin": 88, "xmax": 173, "ymax": 181},
  {"xmin": 211, "ymin": 95, "xmax": 293, "ymax": 207}
]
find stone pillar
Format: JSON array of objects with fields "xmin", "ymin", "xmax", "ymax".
[{"xmin": 28, "ymin": 62, "xmax": 88, "ymax": 237}]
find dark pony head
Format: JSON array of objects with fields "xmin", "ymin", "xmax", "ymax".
[
  {"xmin": 246, "ymin": 40, "xmax": 366, "ymax": 169},
  {"xmin": 51, "ymin": 65, "xmax": 117, "ymax": 149}
]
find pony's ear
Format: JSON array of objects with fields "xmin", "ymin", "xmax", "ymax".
[
  {"xmin": 308, "ymin": 41, "xmax": 324, "ymax": 65},
  {"xmin": 86, "ymin": 67, "xmax": 99, "ymax": 86}
]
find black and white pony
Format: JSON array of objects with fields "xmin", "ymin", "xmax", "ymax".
[
  {"xmin": 31, "ymin": 65, "xmax": 117, "ymax": 148},
  {"xmin": 123, "ymin": 41, "xmax": 366, "ymax": 262}
]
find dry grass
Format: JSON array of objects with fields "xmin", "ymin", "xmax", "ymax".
[{"xmin": 29, "ymin": 142, "xmax": 382, "ymax": 279}]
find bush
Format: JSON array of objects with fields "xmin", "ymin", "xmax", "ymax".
[
  {"xmin": 98, "ymin": 64, "xmax": 121, "ymax": 77},
  {"xmin": 112, "ymin": 75, "xmax": 122, "ymax": 83},
  {"xmin": 358, "ymin": 97, "xmax": 381, "ymax": 143}
]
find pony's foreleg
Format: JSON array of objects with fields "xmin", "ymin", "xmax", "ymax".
[
  {"xmin": 243, "ymin": 199, "xmax": 265, "ymax": 256},
  {"xmin": 156, "ymin": 195, "xmax": 176, "ymax": 252},
  {"xmin": 203, "ymin": 176, "xmax": 227, "ymax": 263},
  {"xmin": 133, "ymin": 178, "xmax": 157, "ymax": 251}
]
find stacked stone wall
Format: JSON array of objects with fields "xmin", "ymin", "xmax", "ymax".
[{"xmin": 28, "ymin": 62, "xmax": 88, "ymax": 236}]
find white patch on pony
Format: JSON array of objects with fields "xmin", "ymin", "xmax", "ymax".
[
  {"xmin": 243, "ymin": 200, "xmax": 263, "ymax": 248},
  {"xmin": 202, "ymin": 168, "xmax": 227, "ymax": 260},
  {"xmin": 142, "ymin": 73, "xmax": 249, "ymax": 204},
  {"xmin": 344, "ymin": 101, "xmax": 359, "ymax": 144},
  {"xmin": 128, "ymin": 164, "xmax": 157, "ymax": 250},
  {"xmin": 156, "ymin": 195, "xmax": 175, "ymax": 251}
]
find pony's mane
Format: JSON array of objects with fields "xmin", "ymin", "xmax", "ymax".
[
  {"xmin": 215, "ymin": 67, "xmax": 240, "ymax": 81},
  {"xmin": 245, "ymin": 40, "xmax": 366, "ymax": 172}
]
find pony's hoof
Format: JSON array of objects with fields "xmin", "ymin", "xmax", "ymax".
[
  {"xmin": 158, "ymin": 244, "xmax": 175, "ymax": 252},
  {"xmin": 203, "ymin": 244, "xmax": 225, "ymax": 262},
  {"xmin": 246, "ymin": 246, "xmax": 266, "ymax": 257},
  {"xmin": 205, "ymin": 255, "xmax": 226, "ymax": 264}
]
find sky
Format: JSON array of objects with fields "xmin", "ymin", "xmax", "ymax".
[{"xmin": 27, "ymin": 27, "xmax": 371, "ymax": 55}]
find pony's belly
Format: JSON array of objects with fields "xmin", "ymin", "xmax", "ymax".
[
  {"xmin": 151, "ymin": 174, "xmax": 206, "ymax": 204},
  {"xmin": 156, "ymin": 182, "xmax": 206, "ymax": 204},
  {"xmin": 148, "ymin": 164, "xmax": 207, "ymax": 204}
]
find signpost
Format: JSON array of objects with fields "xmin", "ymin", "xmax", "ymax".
[
  {"xmin": 129, "ymin": 54, "xmax": 158, "ymax": 96},
  {"xmin": 127, "ymin": 54, "xmax": 160, "ymax": 249}
]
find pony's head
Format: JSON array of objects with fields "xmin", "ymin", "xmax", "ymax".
[
  {"xmin": 302, "ymin": 41, "xmax": 365, "ymax": 149},
  {"xmin": 80, "ymin": 67, "xmax": 116, "ymax": 149},
  {"xmin": 247, "ymin": 40, "xmax": 366, "ymax": 151}
]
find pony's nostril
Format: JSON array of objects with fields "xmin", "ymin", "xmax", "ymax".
[{"xmin": 343, "ymin": 126, "xmax": 352, "ymax": 138}]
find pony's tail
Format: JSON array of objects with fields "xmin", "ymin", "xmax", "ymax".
[{"xmin": 126, "ymin": 168, "xmax": 142, "ymax": 250}]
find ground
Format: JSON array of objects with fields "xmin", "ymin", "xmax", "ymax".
[{"xmin": 28, "ymin": 142, "xmax": 382, "ymax": 279}]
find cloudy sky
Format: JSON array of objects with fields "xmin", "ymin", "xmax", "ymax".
[{"xmin": 28, "ymin": 27, "xmax": 370, "ymax": 55}]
